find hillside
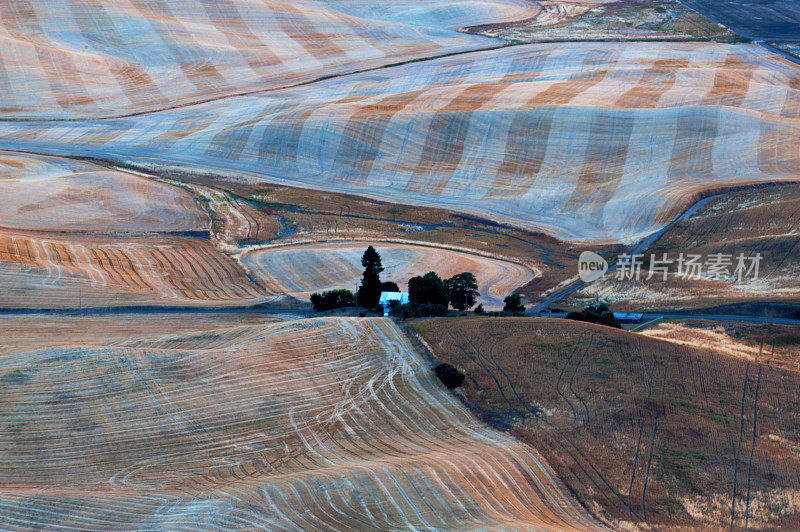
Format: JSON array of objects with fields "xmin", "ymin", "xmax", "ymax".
[
  {"xmin": 0, "ymin": 314, "xmax": 601, "ymax": 530},
  {"xmin": 413, "ymin": 317, "xmax": 800, "ymax": 529},
  {"xmin": 2, "ymin": 43, "xmax": 798, "ymax": 242}
]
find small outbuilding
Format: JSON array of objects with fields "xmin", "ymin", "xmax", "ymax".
[{"xmin": 379, "ymin": 291, "xmax": 409, "ymax": 316}]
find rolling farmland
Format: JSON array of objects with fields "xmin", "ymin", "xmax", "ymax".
[
  {"xmin": 2, "ymin": 0, "xmax": 800, "ymax": 528},
  {"xmin": 241, "ymin": 241, "xmax": 536, "ymax": 309},
  {"xmin": 573, "ymin": 183, "xmax": 800, "ymax": 311},
  {"xmin": 413, "ymin": 317, "xmax": 800, "ymax": 529},
  {"xmin": 0, "ymin": 229, "xmax": 269, "ymax": 309},
  {"xmin": 0, "ymin": 0, "xmax": 537, "ymax": 119},
  {"xmin": 0, "ymin": 315, "xmax": 601, "ymax": 530},
  {"xmin": 2, "ymin": 42, "xmax": 799, "ymax": 242},
  {"xmin": 0, "ymin": 152, "xmax": 208, "ymax": 233}
]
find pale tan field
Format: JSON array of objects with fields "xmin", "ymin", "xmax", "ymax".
[
  {"xmin": 241, "ymin": 241, "xmax": 537, "ymax": 309},
  {"xmin": 0, "ymin": 315, "xmax": 601, "ymax": 530},
  {"xmin": 0, "ymin": 152, "xmax": 208, "ymax": 233}
]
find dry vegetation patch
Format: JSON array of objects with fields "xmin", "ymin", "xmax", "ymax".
[
  {"xmin": 412, "ymin": 316, "xmax": 800, "ymax": 529},
  {"xmin": 641, "ymin": 319, "xmax": 800, "ymax": 372}
]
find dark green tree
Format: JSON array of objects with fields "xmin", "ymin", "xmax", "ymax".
[
  {"xmin": 408, "ymin": 271, "xmax": 447, "ymax": 306},
  {"xmin": 356, "ymin": 245, "xmax": 383, "ymax": 309},
  {"xmin": 380, "ymin": 281, "xmax": 400, "ymax": 293},
  {"xmin": 503, "ymin": 293, "xmax": 526, "ymax": 314},
  {"xmin": 444, "ymin": 272, "xmax": 479, "ymax": 311},
  {"xmin": 309, "ymin": 289, "xmax": 356, "ymax": 311}
]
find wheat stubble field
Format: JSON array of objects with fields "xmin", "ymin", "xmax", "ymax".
[
  {"xmin": 1, "ymin": 0, "xmax": 799, "ymax": 530},
  {"xmin": 0, "ymin": 315, "xmax": 600, "ymax": 530}
]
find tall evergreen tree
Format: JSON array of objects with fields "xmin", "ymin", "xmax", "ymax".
[{"xmin": 357, "ymin": 245, "xmax": 383, "ymax": 309}]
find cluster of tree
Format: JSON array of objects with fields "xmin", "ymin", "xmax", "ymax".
[
  {"xmin": 309, "ymin": 245, "xmax": 527, "ymax": 318},
  {"xmin": 309, "ymin": 246, "xmax": 390, "ymax": 312},
  {"xmin": 502, "ymin": 294, "xmax": 526, "ymax": 314},
  {"xmin": 566, "ymin": 303, "xmax": 621, "ymax": 328},
  {"xmin": 394, "ymin": 270, "xmax": 479, "ymax": 317},
  {"xmin": 309, "ymin": 289, "xmax": 355, "ymax": 312},
  {"xmin": 356, "ymin": 245, "xmax": 384, "ymax": 309}
]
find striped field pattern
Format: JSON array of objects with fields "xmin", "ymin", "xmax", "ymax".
[
  {"xmin": 0, "ymin": 316, "xmax": 602, "ymax": 530},
  {"xmin": 0, "ymin": 0, "xmax": 534, "ymax": 119},
  {"xmin": 3, "ymin": 42, "xmax": 798, "ymax": 242},
  {"xmin": 241, "ymin": 241, "xmax": 536, "ymax": 309},
  {"xmin": 0, "ymin": 229, "xmax": 268, "ymax": 308}
]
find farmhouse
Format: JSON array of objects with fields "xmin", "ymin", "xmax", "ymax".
[{"xmin": 379, "ymin": 291, "xmax": 409, "ymax": 316}]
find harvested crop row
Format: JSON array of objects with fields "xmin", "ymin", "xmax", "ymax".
[
  {"xmin": 241, "ymin": 241, "xmax": 536, "ymax": 309},
  {"xmin": 0, "ymin": 229, "xmax": 267, "ymax": 308},
  {"xmin": 0, "ymin": 316, "xmax": 601, "ymax": 530},
  {"xmin": 4, "ymin": 42, "xmax": 798, "ymax": 242}
]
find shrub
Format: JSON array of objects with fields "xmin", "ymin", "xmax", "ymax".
[
  {"xmin": 566, "ymin": 304, "xmax": 621, "ymax": 328},
  {"xmin": 444, "ymin": 272, "xmax": 479, "ymax": 311},
  {"xmin": 474, "ymin": 304, "xmax": 485, "ymax": 314},
  {"xmin": 408, "ymin": 272, "xmax": 448, "ymax": 306},
  {"xmin": 503, "ymin": 293, "xmax": 526, "ymax": 314},
  {"xmin": 309, "ymin": 289, "xmax": 356, "ymax": 311},
  {"xmin": 435, "ymin": 363, "xmax": 465, "ymax": 389}
]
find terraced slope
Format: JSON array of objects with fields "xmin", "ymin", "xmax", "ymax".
[
  {"xmin": 4, "ymin": 42, "xmax": 798, "ymax": 242},
  {"xmin": 0, "ymin": 316, "xmax": 601, "ymax": 530},
  {"xmin": 0, "ymin": 152, "xmax": 208, "ymax": 232},
  {"xmin": 242, "ymin": 241, "xmax": 536, "ymax": 309},
  {"xmin": 0, "ymin": 0, "xmax": 535, "ymax": 119}
]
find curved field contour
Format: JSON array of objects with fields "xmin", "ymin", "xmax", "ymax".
[
  {"xmin": 0, "ymin": 0, "xmax": 534, "ymax": 119},
  {"xmin": 242, "ymin": 241, "xmax": 536, "ymax": 308},
  {"xmin": 0, "ymin": 317, "xmax": 601, "ymax": 530}
]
